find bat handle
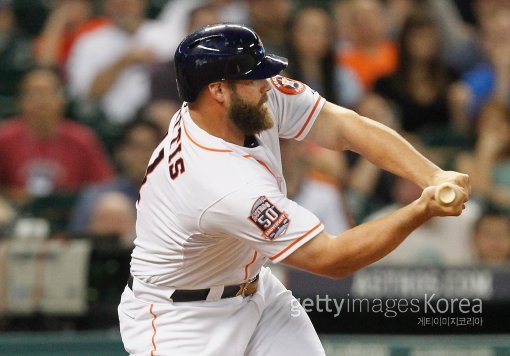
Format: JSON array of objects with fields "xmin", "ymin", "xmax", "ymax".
[{"xmin": 435, "ymin": 183, "xmax": 459, "ymax": 206}]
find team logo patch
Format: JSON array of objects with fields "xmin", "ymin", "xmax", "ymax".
[
  {"xmin": 248, "ymin": 196, "xmax": 290, "ymax": 239},
  {"xmin": 270, "ymin": 75, "xmax": 306, "ymax": 95}
]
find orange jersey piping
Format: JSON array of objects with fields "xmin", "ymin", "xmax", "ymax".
[{"xmin": 293, "ymin": 96, "xmax": 323, "ymax": 139}]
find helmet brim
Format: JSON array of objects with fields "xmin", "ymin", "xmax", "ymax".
[{"xmin": 242, "ymin": 54, "xmax": 288, "ymax": 80}]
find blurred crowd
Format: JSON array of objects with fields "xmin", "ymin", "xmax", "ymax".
[{"xmin": 0, "ymin": 0, "xmax": 509, "ymax": 267}]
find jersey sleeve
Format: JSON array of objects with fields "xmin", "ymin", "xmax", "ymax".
[
  {"xmin": 199, "ymin": 182, "xmax": 324, "ymax": 263},
  {"xmin": 267, "ymin": 75, "xmax": 326, "ymax": 141}
]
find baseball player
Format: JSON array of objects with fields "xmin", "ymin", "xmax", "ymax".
[{"xmin": 118, "ymin": 24, "xmax": 470, "ymax": 355}]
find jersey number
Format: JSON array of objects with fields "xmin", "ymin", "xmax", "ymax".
[{"xmin": 138, "ymin": 114, "xmax": 186, "ymax": 202}]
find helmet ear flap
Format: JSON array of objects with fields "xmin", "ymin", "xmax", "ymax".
[{"xmin": 175, "ymin": 78, "xmax": 186, "ymax": 102}]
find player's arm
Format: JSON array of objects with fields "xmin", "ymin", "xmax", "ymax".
[
  {"xmin": 305, "ymin": 102, "xmax": 470, "ymax": 192},
  {"xmin": 281, "ymin": 185, "xmax": 466, "ymax": 279}
]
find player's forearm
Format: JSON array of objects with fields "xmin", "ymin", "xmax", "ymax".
[
  {"xmin": 323, "ymin": 199, "xmax": 432, "ymax": 278},
  {"xmin": 347, "ymin": 116, "xmax": 441, "ymax": 188}
]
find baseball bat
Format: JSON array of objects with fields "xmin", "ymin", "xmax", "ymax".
[{"xmin": 435, "ymin": 183, "xmax": 459, "ymax": 206}]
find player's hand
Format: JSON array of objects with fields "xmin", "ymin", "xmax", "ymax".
[
  {"xmin": 430, "ymin": 170, "xmax": 471, "ymax": 198},
  {"xmin": 418, "ymin": 184, "xmax": 468, "ymax": 218}
]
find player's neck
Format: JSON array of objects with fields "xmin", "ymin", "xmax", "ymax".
[{"xmin": 188, "ymin": 105, "xmax": 245, "ymax": 146}]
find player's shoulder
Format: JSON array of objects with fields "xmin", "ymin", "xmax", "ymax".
[
  {"xmin": 172, "ymin": 107, "xmax": 277, "ymax": 200},
  {"xmin": 173, "ymin": 146, "xmax": 275, "ymax": 215},
  {"xmin": 266, "ymin": 75, "xmax": 320, "ymax": 109},
  {"xmin": 268, "ymin": 75, "xmax": 307, "ymax": 96},
  {"xmin": 188, "ymin": 150, "xmax": 272, "ymax": 196}
]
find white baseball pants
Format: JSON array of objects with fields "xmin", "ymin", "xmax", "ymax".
[{"xmin": 118, "ymin": 267, "xmax": 325, "ymax": 355}]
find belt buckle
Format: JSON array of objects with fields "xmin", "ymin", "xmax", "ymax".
[
  {"xmin": 236, "ymin": 282, "xmax": 248, "ymax": 297},
  {"xmin": 241, "ymin": 284, "xmax": 249, "ymax": 297},
  {"xmin": 235, "ymin": 274, "xmax": 259, "ymax": 298},
  {"xmin": 242, "ymin": 281, "xmax": 257, "ymax": 297}
]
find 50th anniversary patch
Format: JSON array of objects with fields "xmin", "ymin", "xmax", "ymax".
[{"xmin": 249, "ymin": 196, "xmax": 290, "ymax": 239}]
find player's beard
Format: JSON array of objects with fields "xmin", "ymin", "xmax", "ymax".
[{"xmin": 227, "ymin": 87, "xmax": 274, "ymax": 136}]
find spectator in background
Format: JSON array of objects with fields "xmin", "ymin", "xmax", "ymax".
[
  {"xmin": 0, "ymin": 194, "xmax": 15, "ymax": 237},
  {"xmin": 273, "ymin": 131, "xmax": 351, "ymax": 300},
  {"xmin": 335, "ymin": 0, "xmax": 398, "ymax": 92},
  {"xmin": 471, "ymin": 0, "xmax": 510, "ymax": 23},
  {"xmin": 146, "ymin": 3, "xmax": 220, "ymax": 131},
  {"xmin": 372, "ymin": 10, "xmax": 464, "ymax": 136},
  {"xmin": 246, "ymin": 0, "xmax": 292, "ymax": 57},
  {"xmin": 451, "ymin": 7, "xmax": 510, "ymax": 122},
  {"xmin": 34, "ymin": 0, "xmax": 109, "ymax": 71},
  {"xmin": 345, "ymin": 94, "xmax": 402, "ymax": 222},
  {"xmin": 0, "ymin": 0, "xmax": 34, "ymax": 119},
  {"xmin": 87, "ymin": 191, "xmax": 137, "ymax": 247},
  {"xmin": 427, "ymin": 0, "xmax": 483, "ymax": 73},
  {"xmin": 157, "ymin": 0, "xmax": 248, "ymax": 56},
  {"xmin": 365, "ymin": 176, "xmax": 481, "ymax": 266},
  {"xmin": 472, "ymin": 208, "xmax": 510, "ymax": 265},
  {"xmin": 69, "ymin": 119, "xmax": 162, "ymax": 234},
  {"xmin": 67, "ymin": 0, "xmax": 171, "ymax": 125},
  {"xmin": 285, "ymin": 5, "xmax": 362, "ymax": 108},
  {"xmin": 456, "ymin": 100, "xmax": 510, "ymax": 212},
  {"xmin": 0, "ymin": 68, "xmax": 113, "ymax": 204},
  {"xmin": 281, "ymin": 139, "xmax": 351, "ymax": 236},
  {"xmin": 383, "ymin": 0, "xmax": 483, "ymax": 73}
]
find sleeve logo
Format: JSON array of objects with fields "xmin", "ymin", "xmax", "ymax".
[
  {"xmin": 248, "ymin": 196, "xmax": 290, "ymax": 239},
  {"xmin": 270, "ymin": 75, "xmax": 306, "ymax": 95}
]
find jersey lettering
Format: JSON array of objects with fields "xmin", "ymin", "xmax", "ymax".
[
  {"xmin": 170, "ymin": 127, "xmax": 181, "ymax": 146},
  {"xmin": 138, "ymin": 147, "xmax": 165, "ymax": 202},
  {"xmin": 168, "ymin": 113, "xmax": 186, "ymax": 180},
  {"xmin": 138, "ymin": 113, "xmax": 188, "ymax": 201},
  {"xmin": 169, "ymin": 158, "xmax": 185, "ymax": 180},
  {"xmin": 168, "ymin": 143, "xmax": 182, "ymax": 162}
]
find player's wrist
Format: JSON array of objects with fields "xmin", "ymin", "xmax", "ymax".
[
  {"xmin": 411, "ymin": 193, "xmax": 434, "ymax": 221},
  {"xmin": 427, "ymin": 168, "xmax": 446, "ymax": 187}
]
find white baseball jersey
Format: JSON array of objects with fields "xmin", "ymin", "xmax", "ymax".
[{"xmin": 130, "ymin": 75, "xmax": 326, "ymax": 289}]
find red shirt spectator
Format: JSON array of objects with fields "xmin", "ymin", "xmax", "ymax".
[
  {"xmin": 0, "ymin": 119, "xmax": 113, "ymax": 194},
  {"xmin": 0, "ymin": 68, "xmax": 113, "ymax": 202}
]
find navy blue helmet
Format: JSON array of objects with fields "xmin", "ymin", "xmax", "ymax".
[{"xmin": 174, "ymin": 23, "xmax": 288, "ymax": 102}]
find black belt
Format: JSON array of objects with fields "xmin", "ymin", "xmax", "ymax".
[{"xmin": 127, "ymin": 274, "xmax": 259, "ymax": 302}]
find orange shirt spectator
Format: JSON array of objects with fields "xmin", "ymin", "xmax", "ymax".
[
  {"xmin": 34, "ymin": 0, "xmax": 109, "ymax": 69},
  {"xmin": 335, "ymin": 0, "xmax": 398, "ymax": 91},
  {"xmin": 35, "ymin": 18, "xmax": 109, "ymax": 68},
  {"xmin": 337, "ymin": 41, "xmax": 398, "ymax": 91}
]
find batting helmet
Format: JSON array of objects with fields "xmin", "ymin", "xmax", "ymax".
[{"xmin": 174, "ymin": 23, "xmax": 288, "ymax": 102}]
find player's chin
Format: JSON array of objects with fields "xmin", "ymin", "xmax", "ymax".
[{"xmin": 251, "ymin": 115, "xmax": 274, "ymax": 135}]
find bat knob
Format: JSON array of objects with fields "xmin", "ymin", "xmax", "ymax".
[{"xmin": 435, "ymin": 183, "xmax": 458, "ymax": 206}]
